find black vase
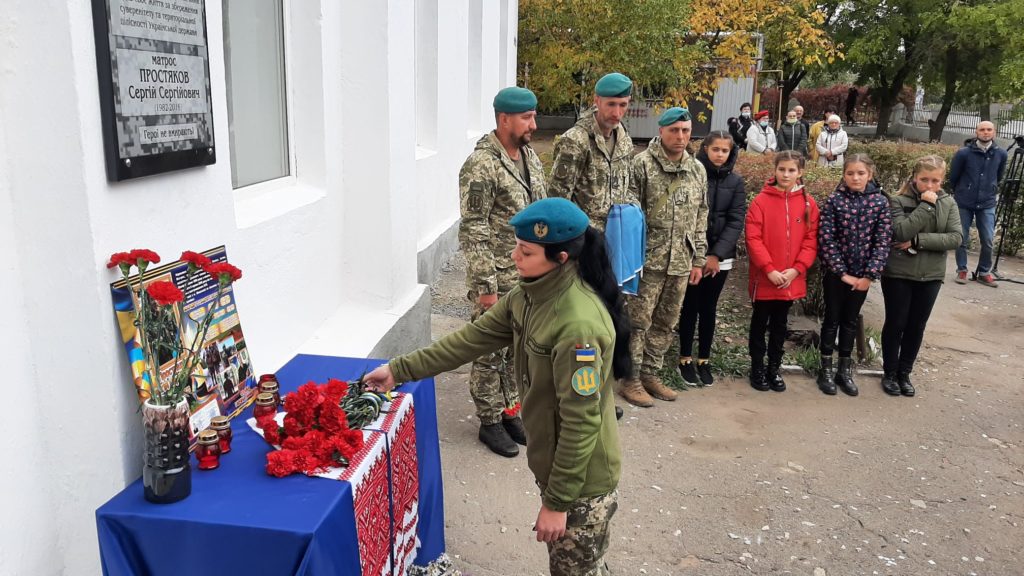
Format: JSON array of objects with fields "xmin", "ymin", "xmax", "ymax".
[{"xmin": 142, "ymin": 400, "xmax": 192, "ymax": 503}]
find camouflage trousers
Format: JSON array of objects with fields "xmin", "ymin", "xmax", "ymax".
[
  {"xmin": 468, "ymin": 267, "xmax": 520, "ymax": 425},
  {"xmin": 547, "ymin": 490, "xmax": 618, "ymax": 576},
  {"xmin": 628, "ymin": 270, "xmax": 689, "ymax": 375}
]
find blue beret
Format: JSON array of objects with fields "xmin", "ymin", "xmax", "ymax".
[
  {"xmin": 493, "ymin": 87, "xmax": 537, "ymax": 114},
  {"xmin": 658, "ymin": 107, "xmax": 691, "ymax": 126},
  {"xmin": 595, "ymin": 73, "xmax": 632, "ymax": 97},
  {"xmin": 509, "ymin": 198, "xmax": 590, "ymax": 244}
]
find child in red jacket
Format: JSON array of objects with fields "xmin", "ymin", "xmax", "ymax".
[{"xmin": 745, "ymin": 151, "xmax": 820, "ymax": 391}]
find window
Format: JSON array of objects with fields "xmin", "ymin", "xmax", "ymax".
[{"xmin": 222, "ymin": 0, "xmax": 289, "ymax": 188}]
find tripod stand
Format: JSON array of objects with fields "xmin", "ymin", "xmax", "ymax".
[{"xmin": 993, "ymin": 135, "xmax": 1024, "ymax": 284}]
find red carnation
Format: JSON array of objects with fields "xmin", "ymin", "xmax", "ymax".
[
  {"xmin": 204, "ymin": 262, "xmax": 243, "ymax": 286},
  {"xmin": 146, "ymin": 281, "xmax": 184, "ymax": 306},
  {"xmin": 107, "ymin": 252, "xmax": 134, "ymax": 270},
  {"xmin": 180, "ymin": 251, "xmax": 213, "ymax": 271},
  {"xmin": 129, "ymin": 249, "xmax": 161, "ymax": 266},
  {"xmin": 266, "ymin": 449, "xmax": 303, "ymax": 477}
]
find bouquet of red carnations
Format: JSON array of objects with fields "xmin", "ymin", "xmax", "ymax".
[{"xmin": 255, "ymin": 378, "xmax": 388, "ymax": 477}]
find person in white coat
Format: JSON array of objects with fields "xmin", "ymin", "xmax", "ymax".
[
  {"xmin": 816, "ymin": 115, "xmax": 849, "ymax": 168},
  {"xmin": 746, "ymin": 111, "xmax": 777, "ymax": 155}
]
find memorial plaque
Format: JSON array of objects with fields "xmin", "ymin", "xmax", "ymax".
[{"xmin": 92, "ymin": 0, "xmax": 216, "ymax": 181}]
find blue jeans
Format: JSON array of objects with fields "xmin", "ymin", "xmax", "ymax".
[{"xmin": 956, "ymin": 205, "xmax": 995, "ymax": 274}]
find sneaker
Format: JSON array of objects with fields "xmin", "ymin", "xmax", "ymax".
[
  {"xmin": 678, "ymin": 361, "xmax": 700, "ymax": 386},
  {"xmin": 955, "ymin": 270, "xmax": 968, "ymax": 284},
  {"xmin": 976, "ymin": 273, "xmax": 998, "ymax": 288},
  {"xmin": 696, "ymin": 361, "xmax": 714, "ymax": 386}
]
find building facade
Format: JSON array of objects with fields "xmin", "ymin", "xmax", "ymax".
[{"xmin": 0, "ymin": 0, "xmax": 518, "ymax": 573}]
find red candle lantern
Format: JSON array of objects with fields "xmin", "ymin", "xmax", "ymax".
[
  {"xmin": 253, "ymin": 392, "xmax": 277, "ymax": 419},
  {"xmin": 196, "ymin": 429, "xmax": 221, "ymax": 470},
  {"xmin": 258, "ymin": 380, "xmax": 281, "ymax": 408},
  {"xmin": 209, "ymin": 416, "xmax": 232, "ymax": 454}
]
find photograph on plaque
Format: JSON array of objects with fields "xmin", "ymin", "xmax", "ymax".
[
  {"xmin": 110, "ymin": 247, "xmax": 257, "ymax": 447},
  {"xmin": 92, "ymin": 0, "xmax": 216, "ymax": 180}
]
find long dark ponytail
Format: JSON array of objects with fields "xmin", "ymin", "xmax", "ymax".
[{"xmin": 545, "ymin": 227, "xmax": 633, "ymax": 380}]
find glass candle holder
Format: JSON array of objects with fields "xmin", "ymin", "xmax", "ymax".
[
  {"xmin": 258, "ymin": 374, "xmax": 279, "ymax": 384},
  {"xmin": 196, "ymin": 429, "xmax": 221, "ymax": 470},
  {"xmin": 258, "ymin": 380, "xmax": 281, "ymax": 408},
  {"xmin": 209, "ymin": 416, "xmax": 232, "ymax": 454},
  {"xmin": 253, "ymin": 392, "xmax": 277, "ymax": 419}
]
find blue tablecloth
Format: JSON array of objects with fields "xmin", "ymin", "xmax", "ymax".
[{"xmin": 96, "ymin": 354, "xmax": 446, "ymax": 575}]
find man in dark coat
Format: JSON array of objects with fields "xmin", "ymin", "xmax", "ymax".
[{"xmin": 949, "ymin": 121, "xmax": 1008, "ymax": 287}]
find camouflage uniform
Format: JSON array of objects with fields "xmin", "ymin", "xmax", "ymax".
[
  {"xmin": 459, "ymin": 132, "xmax": 546, "ymax": 425},
  {"xmin": 628, "ymin": 138, "xmax": 709, "ymax": 375},
  {"xmin": 547, "ymin": 490, "xmax": 618, "ymax": 576},
  {"xmin": 549, "ymin": 107, "xmax": 637, "ymax": 230}
]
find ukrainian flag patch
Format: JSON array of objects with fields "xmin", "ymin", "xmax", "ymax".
[
  {"xmin": 572, "ymin": 366, "xmax": 600, "ymax": 396},
  {"xmin": 575, "ymin": 344, "xmax": 596, "ymax": 362}
]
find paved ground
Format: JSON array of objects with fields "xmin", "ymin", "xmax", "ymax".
[{"xmin": 426, "ymin": 250, "xmax": 1024, "ymax": 576}]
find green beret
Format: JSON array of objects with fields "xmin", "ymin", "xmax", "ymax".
[
  {"xmin": 493, "ymin": 87, "xmax": 537, "ymax": 114},
  {"xmin": 509, "ymin": 198, "xmax": 590, "ymax": 244},
  {"xmin": 658, "ymin": 107, "xmax": 691, "ymax": 126},
  {"xmin": 595, "ymin": 73, "xmax": 632, "ymax": 97}
]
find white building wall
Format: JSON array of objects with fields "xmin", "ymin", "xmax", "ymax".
[{"xmin": 0, "ymin": 0, "xmax": 517, "ymax": 573}]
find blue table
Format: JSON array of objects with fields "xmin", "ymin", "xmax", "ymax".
[{"xmin": 96, "ymin": 354, "xmax": 446, "ymax": 575}]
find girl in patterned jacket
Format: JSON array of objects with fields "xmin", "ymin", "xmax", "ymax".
[{"xmin": 815, "ymin": 154, "xmax": 893, "ymax": 396}]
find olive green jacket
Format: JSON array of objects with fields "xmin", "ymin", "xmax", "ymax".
[
  {"xmin": 459, "ymin": 132, "xmax": 547, "ymax": 296},
  {"xmin": 884, "ymin": 191, "xmax": 963, "ymax": 282},
  {"xmin": 549, "ymin": 107, "xmax": 637, "ymax": 229},
  {"xmin": 390, "ymin": 263, "xmax": 621, "ymax": 511},
  {"xmin": 630, "ymin": 138, "xmax": 709, "ymax": 275}
]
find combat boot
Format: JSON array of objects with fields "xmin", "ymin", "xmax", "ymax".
[
  {"xmin": 766, "ymin": 362, "xmax": 786, "ymax": 392},
  {"xmin": 478, "ymin": 423, "xmax": 519, "ymax": 457},
  {"xmin": 640, "ymin": 373, "xmax": 678, "ymax": 401},
  {"xmin": 834, "ymin": 357, "xmax": 858, "ymax": 396},
  {"xmin": 501, "ymin": 416, "xmax": 527, "ymax": 446},
  {"xmin": 816, "ymin": 355, "xmax": 837, "ymax": 395},
  {"xmin": 749, "ymin": 359, "xmax": 769, "ymax": 391},
  {"xmin": 618, "ymin": 378, "xmax": 654, "ymax": 408}
]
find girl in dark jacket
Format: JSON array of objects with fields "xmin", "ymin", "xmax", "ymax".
[
  {"xmin": 815, "ymin": 154, "xmax": 892, "ymax": 396},
  {"xmin": 880, "ymin": 155, "xmax": 962, "ymax": 397},
  {"xmin": 678, "ymin": 131, "xmax": 746, "ymax": 386}
]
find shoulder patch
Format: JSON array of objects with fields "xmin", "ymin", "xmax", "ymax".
[
  {"xmin": 467, "ymin": 182, "xmax": 485, "ymax": 212},
  {"xmin": 572, "ymin": 366, "xmax": 600, "ymax": 396}
]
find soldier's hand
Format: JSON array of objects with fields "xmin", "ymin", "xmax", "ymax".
[
  {"xmin": 478, "ymin": 293, "xmax": 498, "ymax": 310},
  {"xmin": 364, "ymin": 364, "xmax": 397, "ymax": 393},
  {"xmin": 689, "ymin": 267, "xmax": 703, "ymax": 285},
  {"xmin": 534, "ymin": 504, "xmax": 567, "ymax": 543}
]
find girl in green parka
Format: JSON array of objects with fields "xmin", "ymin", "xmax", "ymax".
[
  {"xmin": 881, "ymin": 155, "xmax": 962, "ymax": 397},
  {"xmin": 365, "ymin": 197, "xmax": 631, "ymax": 576}
]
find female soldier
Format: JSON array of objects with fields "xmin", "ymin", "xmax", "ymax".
[{"xmin": 364, "ymin": 197, "xmax": 630, "ymax": 576}]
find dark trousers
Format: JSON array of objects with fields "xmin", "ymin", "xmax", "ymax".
[
  {"xmin": 881, "ymin": 277, "xmax": 942, "ymax": 374},
  {"xmin": 749, "ymin": 300, "xmax": 792, "ymax": 367},
  {"xmin": 819, "ymin": 271, "xmax": 869, "ymax": 357},
  {"xmin": 678, "ymin": 270, "xmax": 730, "ymax": 359}
]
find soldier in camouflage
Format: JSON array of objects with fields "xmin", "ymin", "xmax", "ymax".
[
  {"xmin": 547, "ymin": 490, "xmax": 618, "ymax": 576},
  {"xmin": 621, "ymin": 107, "xmax": 709, "ymax": 407},
  {"xmin": 549, "ymin": 72, "xmax": 638, "ymax": 230},
  {"xmin": 459, "ymin": 87, "xmax": 546, "ymax": 456}
]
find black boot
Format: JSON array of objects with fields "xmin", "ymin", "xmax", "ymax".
[
  {"xmin": 766, "ymin": 362, "xmax": 786, "ymax": 392},
  {"xmin": 479, "ymin": 423, "xmax": 519, "ymax": 457},
  {"xmin": 501, "ymin": 416, "xmax": 527, "ymax": 446},
  {"xmin": 897, "ymin": 371, "xmax": 916, "ymax": 397},
  {"xmin": 749, "ymin": 359, "xmax": 769, "ymax": 391},
  {"xmin": 834, "ymin": 357, "xmax": 859, "ymax": 396},
  {"xmin": 816, "ymin": 355, "xmax": 837, "ymax": 395},
  {"xmin": 881, "ymin": 371, "xmax": 901, "ymax": 396}
]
